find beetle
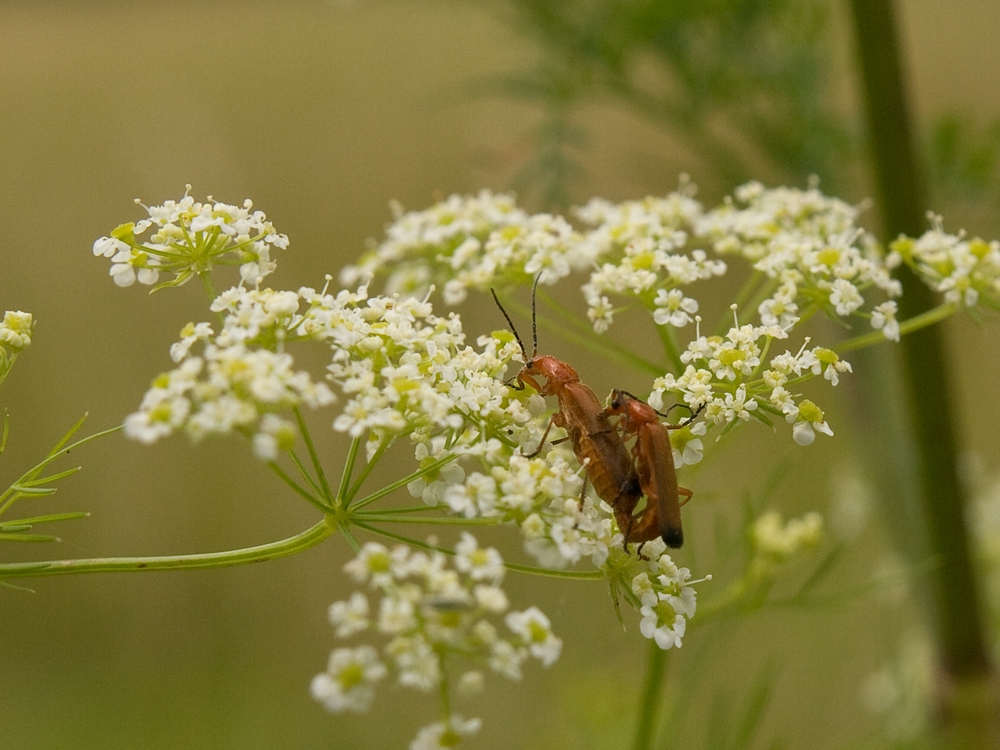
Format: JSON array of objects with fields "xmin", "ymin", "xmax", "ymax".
[
  {"xmin": 490, "ymin": 283, "xmax": 643, "ymax": 529},
  {"xmin": 603, "ymin": 389, "xmax": 698, "ymax": 549},
  {"xmin": 603, "ymin": 389, "xmax": 699, "ymax": 548}
]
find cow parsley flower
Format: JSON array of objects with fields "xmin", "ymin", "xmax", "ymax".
[
  {"xmin": 317, "ymin": 539, "xmax": 560, "ymax": 741},
  {"xmin": 752, "ymin": 510, "xmax": 824, "ymax": 562},
  {"xmin": 697, "ymin": 181, "xmax": 900, "ymax": 324},
  {"xmin": 340, "ymin": 191, "xmax": 594, "ymax": 302},
  {"xmin": 632, "ymin": 547, "xmax": 703, "ymax": 650},
  {"xmin": 0, "ymin": 310, "xmax": 34, "ymax": 387},
  {"xmin": 410, "ymin": 715, "xmax": 482, "ymax": 750},
  {"xmin": 310, "ymin": 645, "xmax": 387, "ymax": 713},
  {"xmin": 93, "ymin": 186, "xmax": 288, "ymax": 290},
  {"xmin": 888, "ymin": 221, "xmax": 1000, "ymax": 309}
]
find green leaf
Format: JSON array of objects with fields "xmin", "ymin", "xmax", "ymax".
[
  {"xmin": 2, "ymin": 512, "xmax": 89, "ymax": 526},
  {"xmin": 0, "ymin": 533, "xmax": 58, "ymax": 543}
]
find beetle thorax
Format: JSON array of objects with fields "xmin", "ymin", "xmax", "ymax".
[{"xmin": 524, "ymin": 355, "xmax": 580, "ymax": 393}]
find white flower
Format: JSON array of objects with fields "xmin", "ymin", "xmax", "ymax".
[
  {"xmin": 639, "ymin": 595, "xmax": 687, "ymax": 649},
  {"xmin": 505, "ymin": 607, "xmax": 562, "ymax": 667},
  {"xmin": 488, "ymin": 640, "xmax": 526, "ymax": 680},
  {"xmin": 752, "ymin": 510, "xmax": 824, "ymax": 560},
  {"xmin": 456, "ymin": 671, "xmax": 484, "ymax": 696},
  {"xmin": 871, "ymin": 300, "xmax": 900, "ymax": 342},
  {"xmin": 328, "ymin": 592, "xmax": 370, "ymax": 638},
  {"xmin": 310, "ymin": 646, "xmax": 386, "ymax": 712},
  {"xmin": 653, "ymin": 288, "xmax": 699, "ymax": 327},
  {"xmin": 343, "ymin": 542, "xmax": 394, "ymax": 585},
  {"xmin": 454, "ymin": 532, "xmax": 505, "ymax": 583},
  {"xmin": 409, "ymin": 715, "xmax": 482, "ymax": 750},
  {"xmin": 0, "ymin": 311, "xmax": 34, "ymax": 352}
]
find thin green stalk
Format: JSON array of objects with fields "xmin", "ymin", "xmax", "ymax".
[
  {"xmin": 1, "ymin": 422, "xmax": 121, "ymax": 513},
  {"xmin": 353, "ymin": 513, "xmax": 501, "ymax": 526},
  {"xmin": 198, "ymin": 272, "xmax": 222, "ymax": 325},
  {"xmin": 0, "ymin": 519, "xmax": 334, "ymax": 579},
  {"xmin": 285, "ymin": 449, "xmax": 324, "ymax": 499},
  {"xmin": 350, "ymin": 454, "xmax": 459, "ymax": 511},
  {"xmin": 347, "ymin": 436, "xmax": 395, "ymax": 502},
  {"xmin": 335, "ymin": 435, "xmax": 362, "ymax": 506},
  {"xmin": 655, "ymin": 323, "xmax": 683, "ymax": 375},
  {"xmin": 340, "ymin": 523, "xmax": 362, "ymax": 554},
  {"xmin": 633, "ymin": 641, "xmax": 668, "ymax": 750},
  {"xmin": 837, "ymin": 302, "xmax": 957, "ymax": 353},
  {"xmin": 267, "ymin": 461, "xmax": 331, "ymax": 513},
  {"xmin": 293, "ymin": 406, "xmax": 335, "ymax": 503}
]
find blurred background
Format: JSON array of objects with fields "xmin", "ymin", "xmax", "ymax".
[{"xmin": 1, "ymin": 1, "xmax": 1000, "ymax": 747}]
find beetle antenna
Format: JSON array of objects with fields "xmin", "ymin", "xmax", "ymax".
[
  {"xmin": 530, "ymin": 275, "xmax": 541, "ymax": 357},
  {"xmin": 491, "ymin": 288, "xmax": 527, "ymax": 359}
]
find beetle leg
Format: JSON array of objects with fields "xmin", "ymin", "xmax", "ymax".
[
  {"xmin": 678, "ymin": 487, "xmax": 693, "ymax": 507},
  {"xmin": 523, "ymin": 416, "xmax": 556, "ymax": 458}
]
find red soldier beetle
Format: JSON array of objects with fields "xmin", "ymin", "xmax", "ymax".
[
  {"xmin": 604, "ymin": 389, "xmax": 700, "ymax": 549},
  {"xmin": 490, "ymin": 282, "xmax": 643, "ymax": 530}
]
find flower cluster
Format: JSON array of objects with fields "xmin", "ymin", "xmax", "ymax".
[
  {"xmin": 629, "ymin": 546, "xmax": 702, "ymax": 649},
  {"xmin": 697, "ymin": 180, "xmax": 901, "ymax": 335},
  {"xmin": 649, "ymin": 316, "xmax": 848, "ymax": 447},
  {"xmin": 0, "ymin": 310, "xmax": 34, "ymax": 387},
  {"xmin": 312, "ymin": 537, "xmax": 561, "ymax": 747},
  {"xmin": 123, "ymin": 286, "xmax": 335, "ymax": 459},
  {"xmin": 751, "ymin": 510, "xmax": 824, "ymax": 564},
  {"xmin": 888, "ymin": 219, "xmax": 1000, "ymax": 310},
  {"xmin": 93, "ymin": 186, "xmax": 289, "ymax": 290},
  {"xmin": 575, "ymin": 188, "xmax": 726, "ymax": 332},
  {"xmin": 340, "ymin": 191, "xmax": 594, "ymax": 304}
]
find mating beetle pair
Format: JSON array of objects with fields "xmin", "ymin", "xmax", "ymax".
[{"xmin": 492, "ymin": 283, "xmax": 696, "ymax": 550}]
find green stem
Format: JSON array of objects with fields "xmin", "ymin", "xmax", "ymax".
[
  {"xmin": 849, "ymin": 0, "xmax": 995, "ymax": 720},
  {"xmin": 198, "ymin": 270, "xmax": 219, "ymax": 307},
  {"xmin": 335, "ymin": 436, "xmax": 362, "ymax": 506},
  {"xmin": 837, "ymin": 302, "xmax": 957, "ymax": 353},
  {"xmin": 350, "ymin": 454, "xmax": 459, "ymax": 511},
  {"xmin": 294, "ymin": 407, "xmax": 335, "ymax": 504},
  {"xmin": 655, "ymin": 323, "xmax": 683, "ymax": 375},
  {"xmin": 0, "ymin": 519, "xmax": 334, "ymax": 579},
  {"xmin": 267, "ymin": 461, "xmax": 330, "ymax": 513},
  {"xmin": 353, "ymin": 513, "xmax": 501, "ymax": 525},
  {"xmin": 347, "ymin": 437, "xmax": 394, "ymax": 502},
  {"xmin": 633, "ymin": 640, "xmax": 668, "ymax": 750}
]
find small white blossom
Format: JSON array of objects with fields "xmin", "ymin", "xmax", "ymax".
[
  {"xmin": 0, "ymin": 311, "xmax": 34, "ymax": 352},
  {"xmin": 753, "ymin": 510, "xmax": 824, "ymax": 561},
  {"xmin": 410, "ymin": 716, "xmax": 482, "ymax": 750},
  {"xmin": 871, "ymin": 300, "xmax": 900, "ymax": 342},
  {"xmin": 328, "ymin": 592, "xmax": 370, "ymax": 638},
  {"xmin": 310, "ymin": 646, "xmax": 386, "ymax": 713},
  {"xmin": 505, "ymin": 607, "xmax": 562, "ymax": 667}
]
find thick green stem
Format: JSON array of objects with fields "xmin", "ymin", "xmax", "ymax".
[
  {"xmin": 0, "ymin": 518, "xmax": 334, "ymax": 579},
  {"xmin": 848, "ymin": 0, "xmax": 996, "ymax": 727},
  {"xmin": 633, "ymin": 640, "xmax": 668, "ymax": 750}
]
